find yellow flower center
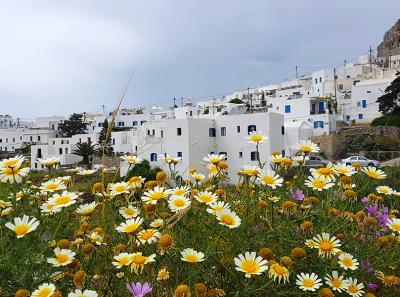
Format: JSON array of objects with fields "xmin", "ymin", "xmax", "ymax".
[
  {"xmin": 124, "ymin": 208, "xmax": 136, "ymax": 216},
  {"xmin": 200, "ymin": 195, "xmax": 213, "ymax": 203},
  {"xmin": 4, "ymin": 159, "xmax": 19, "ymax": 167},
  {"xmin": 319, "ymin": 241, "xmax": 333, "ymax": 252},
  {"xmin": 124, "ymin": 223, "xmax": 140, "ymax": 233},
  {"xmin": 331, "ymin": 279, "xmax": 342, "ymax": 288},
  {"xmin": 272, "ymin": 265, "xmax": 286, "ymax": 275},
  {"xmin": 174, "ymin": 199, "xmax": 186, "ymax": 207},
  {"xmin": 119, "ymin": 256, "xmax": 131, "ymax": 265},
  {"xmin": 220, "ymin": 214, "xmax": 234, "ymax": 225},
  {"xmin": 262, "ymin": 176, "xmax": 275, "ymax": 185},
  {"xmin": 175, "ymin": 189, "xmax": 186, "ymax": 195},
  {"xmin": 303, "ymin": 279, "xmax": 315, "ymax": 288},
  {"xmin": 317, "ymin": 168, "xmax": 332, "ymax": 176},
  {"xmin": 391, "ymin": 223, "xmax": 400, "ymax": 231},
  {"xmin": 342, "ymin": 257, "xmax": 353, "ymax": 267},
  {"xmin": 209, "ymin": 158, "xmax": 221, "ymax": 164},
  {"xmin": 250, "ymin": 135, "xmax": 263, "ymax": 142},
  {"xmin": 46, "ymin": 184, "xmax": 59, "ymax": 190},
  {"xmin": 132, "ymin": 255, "xmax": 146, "ymax": 265},
  {"xmin": 300, "ymin": 145, "xmax": 312, "ymax": 152},
  {"xmin": 347, "ymin": 285, "xmax": 359, "ymax": 293},
  {"xmin": 54, "ymin": 196, "xmax": 71, "ymax": 205},
  {"xmin": 37, "ymin": 288, "xmax": 52, "ymax": 297},
  {"xmin": 115, "ymin": 185, "xmax": 127, "ymax": 192},
  {"xmin": 185, "ymin": 254, "xmax": 200, "ymax": 263},
  {"xmin": 15, "ymin": 224, "xmax": 30, "ymax": 236},
  {"xmin": 56, "ymin": 253, "xmax": 70, "ymax": 264},
  {"xmin": 241, "ymin": 260, "xmax": 259, "ymax": 273},
  {"xmin": 367, "ymin": 172, "xmax": 380, "ymax": 179},
  {"xmin": 151, "ymin": 192, "xmax": 164, "ymax": 200},
  {"xmin": 312, "ymin": 180, "xmax": 326, "ymax": 188},
  {"xmin": 140, "ymin": 230, "xmax": 155, "ymax": 240}
]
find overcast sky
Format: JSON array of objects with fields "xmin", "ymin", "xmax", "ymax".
[{"xmin": 0, "ymin": 0, "xmax": 398, "ymax": 120}]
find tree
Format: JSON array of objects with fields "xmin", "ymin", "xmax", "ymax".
[
  {"xmin": 59, "ymin": 113, "xmax": 87, "ymax": 137},
  {"xmin": 72, "ymin": 140, "xmax": 97, "ymax": 166},
  {"xmin": 125, "ymin": 159, "xmax": 162, "ymax": 181},
  {"xmin": 98, "ymin": 119, "xmax": 113, "ymax": 156},
  {"xmin": 229, "ymin": 98, "xmax": 244, "ymax": 104},
  {"xmin": 377, "ymin": 71, "xmax": 400, "ymax": 115}
]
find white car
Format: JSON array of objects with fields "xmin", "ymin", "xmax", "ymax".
[{"xmin": 341, "ymin": 156, "xmax": 380, "ymax": 167}]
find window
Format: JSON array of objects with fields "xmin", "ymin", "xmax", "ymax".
[
  {"xmin": 177, "ymin": 128, "xmax": 182, "ymax": 136},
  {"xmin": 59, "ymin": 148, "xmax": 62, "ymax": 155},
  {"xmin": 357, "ymin": 102, "xmax": 361, "ymax": 107},
  {"xmin": 161, "ymin": 130, "xmax": 164, "ymax": 138},
  {"xmin": 132, "ymin": 121, "xmax": 138, "ymax": 126},
  {"xmin": 315, "ymin": 78, "xmax": 317, "ymax": 84},
  {"xmin": 319, "ymin": 102, "xmax": 324, "ymax": 111},
  {"xmin": 35, "ymin": 163, "xmax": 37, "ymax": 169},
  {"xmin": 284, "ymin": 105, "xmax": 291, "ymax": 113},
  {"xmin": 112, "ymin": 138, "xmax": 115, "ymax": 145},
  {"xmin": 152, "ymin": 129, "xmax": 155, "ymax": 136},
  {"xmin": 98, "ymin": 123, "xmax": 102, "ymax": 127},
  {"xmin": 37, "ymin": 136, "xmax": 41, "ymax": 141},
  {"xmin": 150, "ymin": 153, "xmax": 157, "ymax": 162},
  {"xmin": 65, "ymin": 148, "xmax": 68, "ymax": 154},
  {"xmin": 319, "ymin": 77, "xmax": 322, "ymax": 83},
  {"xmin": 140, "ymin": 120, "xmax": 146, "ymax": 125},
  {"xmin": 237, "ymin": 126, "xmax": 240, "ymax": 133},
  {"xmin": 190, "ymin": 111, "xmax": 193, "ymax": 116},
  {"xmin": 346, "ymin": 115, "xmax": 350, "ymax": 121},
  {"xmin": 314, "ymin": 121, "xmax": 324, "ymax": 129},
  {"xmin": 347, "ymin": 75, "xmax": 350, "ymax": 79},
  {"xmin": 358, "ymin": 114, "xmax": 363, "ymax": 120},
  {"xmin": 61, "ymin": 140, "xmax": 64, "ymax": 144},
  {"xmin": 250, "ymin": 151, "xmax": 259, "ymax": 161},
  {"xmin": 338, "ymin": 84, "xmax": 343, "ymax": 90},
  {"xmin": 177, "ymin": 152, "xmax": 182, "ymax": 158},
  {"xmin": 362, "ymin": 99, "xmax": 367, "ymax": 108},
  {"xmin": 281, "ymin": 126, "xmax": 285, "ymax": 135},
  {"xmin": 13, "ymin": 138, "xmax": 15, "ymax": 142},
  {"xmin": 209, "ymin": 128, "xmax": 216, "ymax": 137},
  {"xmin": 247, "ymin": 125, "xmax": 256, "ymax": 134},
  {"xmin": 147, "ymin": 130, "xmax": 151, "ymax": 136},
  {"xmin": 366, "ymin": 90, "xmax": 371, "ymax": 94},
  {"xmin": 221, "ymin": 127, "xmax": 226, "ymax": 136},
  {"xmin": 30, "ymin": 136, "xmax": 32, "ymax": 141},
  {"xmin": 239, "ymin": 151, "xmax": 243, "ymax": 158}
]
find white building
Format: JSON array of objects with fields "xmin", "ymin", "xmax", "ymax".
[{"xmin": 119, "ymin": 111, "xmax": 286, "ymax": 182}]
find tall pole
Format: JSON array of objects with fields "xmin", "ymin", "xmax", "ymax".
[
  {"xmin": 369, "ymin": 45, "xmax": 373, "ymax": 72},
  {"xmin": 247, "ymin": 87, "xmax": 250, "ymax": 112},
  {"xmin": 173, "ymin": 97, "xmax": 176, "ymax": 108},
  {"xmin": 295, "ymin": 65, "xmax": 298, "ymax": 79},
  {"xmin": 333, "ymin": 68, "xmax": 337, "ymax": 108}
]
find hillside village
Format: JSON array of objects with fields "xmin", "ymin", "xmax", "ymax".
[{"xmin": 1, "ymin": 20, "xmax": 400, "ymax": 180}]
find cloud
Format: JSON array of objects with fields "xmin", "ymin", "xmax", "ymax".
[{"xmin": 0, "ymin": 0, "xmax": 398, "ymax": 118}]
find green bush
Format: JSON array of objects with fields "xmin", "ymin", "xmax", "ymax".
[
  {"xmin": 371, "ymin": 115, "xmax": 400, "ymax": 127},
  {"xmin": 124, "ymin": 159, "xmax": 162, "ymax": 181}
]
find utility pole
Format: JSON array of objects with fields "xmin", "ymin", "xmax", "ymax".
[
  {"xmin": 101, "ymin": 104, "xmax": 105, "ymax": 115},
  {"xmin": 295, "ymin": 65, "xmax": 298, "ymax": 79},
  {"xmin": 212, "ymin": 97, "xmax": 215, "ymax": 116},
  {"xmin": 369, "ymin": 45, "xmax": 373, "ymax": 72},
  {"xmin": 247, "ymin": 87, "xmax": 250, "ymax": 112},
  {"xmin": 173, "ymin": 97, "xmax": 176, "ymax": 108},
  {"xmin": 333, "ymin": 68, "xmax": 338, "ymax": 107},
  {"xmin": 181, "ymin": 97, "xmax": 184, "ymax": 107}
]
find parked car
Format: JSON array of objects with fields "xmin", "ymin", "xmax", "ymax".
[
  {"xmin": 305, "ymin": 155, "xmax": 329, "ymax": 167},
  {"xmin": 341, "ymin": 156, "xmax": 380, "ymax": 167}
]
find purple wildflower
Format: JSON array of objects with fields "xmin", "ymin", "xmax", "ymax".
[
  {"xmin": 361, "ymin": 197, "xmax": 369, "ymax": 203},
  {"xmin": 368, "ymin": 283, "xmax": 379, "ymax": 291},
  {"xmin": 366, "ymin": 204, "xmax": 379, "ymax": 216},
  {"xmin": 360, "ymin": 260, "xmax": 374, "ymax": 273},
  {"xmin": 290, "ymin": 188, "xmax": 305, "ymax": 201},
  {"xmin": 126, "ymin": 282, "xmax": 152, "ymax": 297}
]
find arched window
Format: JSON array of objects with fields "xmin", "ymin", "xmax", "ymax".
[{"xmin": 150, "ymin": 153, "xmax": 157, "ymax": 162}]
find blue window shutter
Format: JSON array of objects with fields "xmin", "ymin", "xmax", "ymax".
[
  {"xmin": 320, "ymin": 121, "xmax": 324, "ymax": 128},
  {"xmin": 362, "ymin": 100, "xmax": 367, "ymax": 108},
  {"xmin": 285, "ymin": 105, "xmax": 291, "ymax": 113},
  {"xmin": 319, "ymin": 102, "xmax": 324, "ymax": 110},
  {"xmin": 313, "ymin": 121, "xmax": 318, "ymax": 129},
  {"xmin": 358, "ymin": 114, "xmax": 363, "ymax": 120}
]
